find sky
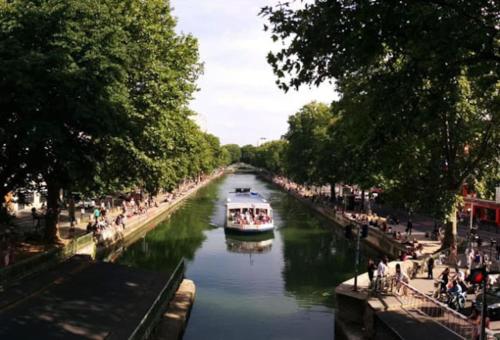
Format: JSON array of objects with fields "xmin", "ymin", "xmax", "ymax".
[{"xmin": 171, "ymin": 0, "xmax": 338, "ymax": 146}]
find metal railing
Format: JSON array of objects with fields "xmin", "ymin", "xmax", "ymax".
[
  {"xmin": 126, "ymin": 258, "xmax": 186, "ymax": 340},
  {"xmin": 392, "ymin": 281, "xmax": 475, "ymax": 339}
]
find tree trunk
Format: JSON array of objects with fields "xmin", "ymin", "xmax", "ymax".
[
  {"xmin": 442, "ymin": 205, "xmax": 458, "ymax": 249},
  {"xmin": 361, "ymin": 189, "xmax": 365, "ymax": 212},
  {"xmin": 330, "ymin": 183, "xmax": 336, "ymax": 202},
  {"xmin": 44, "ymin": 180, "xmax": 62, "ymax": 243}
]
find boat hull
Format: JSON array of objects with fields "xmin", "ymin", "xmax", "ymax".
[{"xmin": 224, "ymin": 223, "xmax": 274, "ymax": 234}]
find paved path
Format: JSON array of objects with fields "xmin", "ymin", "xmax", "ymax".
[
  {"xmin": 376, "ymin": 309, "xmax": 462, "ymax": 340},
  {"xmin": 0, "ymin": 256, "xmax": 174, "ymax": 340},
  {"xmin": 270, "ymin": 175, "xmax": 500, "ymax": 338}
]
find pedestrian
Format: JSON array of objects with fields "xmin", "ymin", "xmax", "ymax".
[
  {"xmin": 93, "ymin": 206, "xmax": 100, "ymax": 222},
  {"xmin": 367, "ymin": 258, "xmax": 376, "ymax": 288},
  {"xmin": 68, "ymin": 197, "xmax": 76, "ymax": 227},
  {"xmin": 375, "ymin": 257, "xmax": 388, "ymax": 291},
  {"xmin": 447, "ymin": 243, "xmax": 458, "ymax": 270},
  {"xmin": 406, "ymin": 219, "xmax": 413, "ymax": 236},
  {"xmin": 427, "ymin": 257, "xmax": 434, "ymax": 279},
  {"xmin": 394, "ymin": 263, "xmax": 409, "ymax": 295},
  {"xmin": 438, "ymin": 267, "xmax": 450, "ymax": 293},
  {"xmin": 31, "ymin": 207, "xmax": 41, "ymax": 230},
  {"xmin": 467, "ymin": 249, "xmax": 475, "ymax": 271},
  {"xmin": 469, "ymin": 306, "xmax": 489, "ymax": 340}
]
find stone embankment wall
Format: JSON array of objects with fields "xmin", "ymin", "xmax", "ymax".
[
  {"xmin": 258, "ymin": 172, "xmax": 405, "ymax": 258},
  {"xmin": 0, "ymin": 170, "xmax": 225, "ymax": 287}
]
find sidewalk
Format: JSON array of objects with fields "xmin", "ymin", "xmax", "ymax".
[{"xmin": 1, "ymin": 170, "xmax": 224, "ymax": 266}]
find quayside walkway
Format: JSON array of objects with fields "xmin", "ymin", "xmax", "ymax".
[
  {"xmin": 259, "ymin": 172, "xmax": 500, "ymax": 339},
  {"xmin": 0, "ymin": 255, "xmax": 184, "ymax": 340}
]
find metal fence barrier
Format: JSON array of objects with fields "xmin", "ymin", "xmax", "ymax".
[
  {"xmin": 127, "ymin": 258, "xmax": 185, "ymax": 340},
  {"xmin": 392, "ymin": 281, "xmax": 475, "ymax": 339}
]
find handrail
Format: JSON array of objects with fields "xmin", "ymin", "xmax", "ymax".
[
  {"xmin": 400, "ymin": 281, "xmax": 470, "ymax": 320},
  {"xmin": 127, "ymin": 258, "xmax": 185, "ymax": 340},
  {"xmin": 394, "ymin": 281, "xmax": 475, "ymax": 339}
]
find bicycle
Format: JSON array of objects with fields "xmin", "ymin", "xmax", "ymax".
[{"xmin": 432, "ymin": 280, "xmax": 448, "ymax": 302}]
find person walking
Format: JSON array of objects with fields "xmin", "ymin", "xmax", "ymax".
[
  {"xmin": 367, "ymin": 258, "xmax": 376, "ymax": 288},
  {"xmin": 93, "ymin": 206, "xmax": 100, "ymax": 222},
  {"xmin": 375, "ymin": 257, "xmax": 388, "ymax": 291},
  {"xmin": 394, "ymin": 263, "xmax": 409, "ymax": 296},
  {"xmin": 406, "ymin": 219, "xmax": 413, "ymax": 236},
  {"xmin": 31, "ymin": 207, "xmax": 41, "ymax": 230},
  {"xmin": 467, "ymin": 248, "xmax": 475, "ymax": 271},
  {"xmin": 68, "ymin": 198, "xmax": 76, "ymax": 227},
  {"xmin": 427, "ymin": 257, "xmax": 434, "ymax": 279},
  {"xmin": 438, "ymin": 267, "xmax": 450, "ymax": 294}
]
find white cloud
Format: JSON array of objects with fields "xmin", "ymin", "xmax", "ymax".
[{"xmin": 172, "ymin": 0, "xmax": 338, "ymax": 145}]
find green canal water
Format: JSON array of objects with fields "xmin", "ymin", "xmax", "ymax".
[{"xmin": 117, "ymin": 173, "xmax": 376, "ymax": 340}]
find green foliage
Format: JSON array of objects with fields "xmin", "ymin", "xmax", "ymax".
[
  {"xmin": 262, "ymin": 0, "xmax": 500, "ymax": 230},
  {"xmin": 284, "ymin": 102, "xmax": 333, "ymax": 185},
  {"xmin": 240, "ymin": 140, "xmax": 287, "ymax": 175},
  {"xmin": 0, "ymin": 0, "xmax": 223, "ymax": 241},
  {"xmin": 223, "ymin": 144, "xmax": 242, "ymax": 164},
  {"xmin": 254, "ymin": 140, "xmax": 288, "ymax": 175},
  {"xmin": 240, "ymin": 144, "xmax": 257, "ymax": 164}
]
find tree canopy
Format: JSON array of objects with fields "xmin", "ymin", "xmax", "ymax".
[
  {"xmin": 222, "ymin": 144, "xmax": 242, "ymax": 164},
  {"xmin": 0, "ymin": 0, "xmax": 226, "ymax": 241},
  {"xmin": 284, "ymin": 102, "xmax": 333, "ymax": 186},
  {"xmin": 261, "ymin": 0, "xmax": 499, "ymax": 245}
]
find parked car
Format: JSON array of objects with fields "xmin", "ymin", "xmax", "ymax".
[
  {"xmin": 78, "ymin": 199, "xmax": 95, "ymax": 209},
  {"xmin": 475, "ymin": 286, "xmax": 500, "ymax": 320}
]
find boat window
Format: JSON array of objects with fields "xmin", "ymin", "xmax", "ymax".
[{"xmin": 229, "ymin": 209, "xmax": 241, "ymax": 221}]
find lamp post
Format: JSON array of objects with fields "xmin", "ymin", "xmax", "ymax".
[
  {"xmin": 257, "ymin": 137, "xmax": 266, "ymax": 147},
  {"xmin": 353, "ymin": 224, "xmax": 361, "ymax": 291},
  {"xmin": 470, "ymin": 202, "xmax": 475, "ymax": 231},
  {"xmin": 480, "ymin": 266, "xmax": 487, "ymax": 340}
]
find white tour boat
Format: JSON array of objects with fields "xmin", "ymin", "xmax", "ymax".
[{"xmin": 225, "ymin": 188, "xmax": 274, "ymax": 233}]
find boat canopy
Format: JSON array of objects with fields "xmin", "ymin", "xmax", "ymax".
[
  {"xmin": 226, "ymin": 190, "xmax": 269, "ymax": 208},
  {"xmin": 234, "ymin": 188, "xmax": 251, "ymax": 193}
]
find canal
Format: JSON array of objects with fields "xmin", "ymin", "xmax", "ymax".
[{"xmin": 117, "ymin": 173, "xmax": 377, "ymax": 340}]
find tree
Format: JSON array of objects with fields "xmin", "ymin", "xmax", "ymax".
[
  {"xmin": 262, "ymin": 1, "xmax": 499, "ymax": 246},
  {"xmin": 284, "ymin": 102, "xmax": 333, "ymax": 186},
  {"xmin": 240, "ymin": 145, "xmax": 257, "ymax": 165},
  {"xmin": 253, "ymin": 140, "xmax": 288, "ymax": 174},
  {"xmin": 0, "ymin": 0, "xmax": 202, "ymax": 242},
  {"xmin": 223, "ymin": 144, "xmax": 242, "ymax": 164}
]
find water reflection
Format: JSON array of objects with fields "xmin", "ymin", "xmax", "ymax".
[
  {"xmin": 273, "ymin": 193, "xmax": 378, "ymax": 308},
  {"xmin": 225, "ymin": 231, "xmax": 274, "ymax": 254},
  {"xmin": 117, "ymin": 174, "xmax": 377, "ymax": 340},
  {"xmin": 117, "ymin": 177, "xmax": 224, "ymax": 273}
]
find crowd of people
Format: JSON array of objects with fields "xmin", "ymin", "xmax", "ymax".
[
  {"xmin": 86, "ymin": 202, "xmax": 127, "ymax": 245},
  {"xmin": 271, "ymin": 173, "xmax": 497, "ymax": 336},
  {"xmin": 85, "ymin": 177, "xmax": 207, "ymax": 244},
  {"xmin": 367, "ymin": 257, "xmax": 410, "ymax": 295},
  {"xmin": 229, "ymin": 209, "xmax": 272, "ymax": 225}
]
